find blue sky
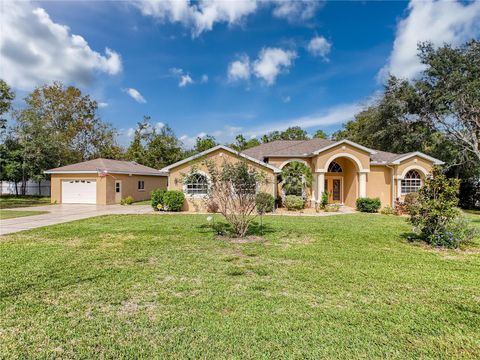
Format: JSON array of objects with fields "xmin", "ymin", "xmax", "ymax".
[{"xmin": 2, "ymin": 0, "xmax": 480, "ymax": 148}]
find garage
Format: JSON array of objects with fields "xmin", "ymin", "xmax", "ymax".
[{"xmin": 61, "ymin": 179, "xmax": 97, "ymax": 204}]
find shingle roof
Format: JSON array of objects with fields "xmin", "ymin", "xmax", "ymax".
[
  {"xmin": 242, "ymin": 139, "xmax": 404, "ymax": 164},
  {"xmin": 45, "ymin": 158, "xmax": 167, "ymax": 176}
]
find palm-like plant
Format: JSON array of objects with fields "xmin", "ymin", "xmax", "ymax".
[{"xmin": 281, "ymin": 161, "xmax": 313, "ymax": 197}]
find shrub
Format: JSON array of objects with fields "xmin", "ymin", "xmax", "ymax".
[
  {"xmin": 380, "ymin": 206, "xmax": 396, "ymax": 215},
  {"xmin": 205, "ymin": 200, "xmax": 219, "ymax": 213},
  {"xmin": 404, "ymin": 192, "xmax": 420, "ymax": 216},
  {"xmin": 163, "ymin": 190, "xmax": 185, "ymax": 211},
  {"xmin": 409, "ymin": 167, "xmax": 476, "ymax": 248},
  {"xmin": 320, "ymin": 191, "xmax": 329, "ymax": 209},
  {"xmin": 356, "ymin": 197, "xmax": 381, "ymax": 213},
  {"xmin": 285, "ymin": 195, "xmax": 304, "ymax": 211},
  {"xmin": 151, "ymin": 188, "xmax": 166, "ymax": 211},
  {"xmin": 256, "ymin": 192, "xmax": 275, "ymax": 214},
  {"xmin": 120, "ymin": 195, "xmax": 134, "ymax": 205},
  {"xmin": 324, "ymin": 203, "xmax": 340, "ymax": 212}
]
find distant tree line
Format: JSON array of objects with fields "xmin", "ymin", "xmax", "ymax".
[{"xmin": 1, "ymin": 40, "xmax": 478, "ymax": 207}]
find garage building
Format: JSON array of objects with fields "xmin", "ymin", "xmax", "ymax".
[{"xmin": 45, "ymin": 158, "xmax": 167, "ymax": 205}]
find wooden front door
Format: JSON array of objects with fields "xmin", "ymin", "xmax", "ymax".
[{"xmin": 324, "ymin": 177, "xmax": 343, "ymax": 203}]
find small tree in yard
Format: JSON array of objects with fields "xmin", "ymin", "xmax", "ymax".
[
  {"xmin": 409, "ymin": 167, "xmax": 476, "ymax": 248},
  {"xmin": 202, "ymin": 159, "xmax": 267, "ymax": 237}
]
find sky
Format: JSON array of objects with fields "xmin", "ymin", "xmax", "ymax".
[{"xmin": 1, "ymin": 0, "xmax": 480, "ymax": 148}]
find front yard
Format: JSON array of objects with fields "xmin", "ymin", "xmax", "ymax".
[
  {"xmin": 0, "ymin": 195, "xmax": 51, "ymax": 209},
  {"xmin": 1, "ymin": 213, "xmax": 479, "ymax": 358}
]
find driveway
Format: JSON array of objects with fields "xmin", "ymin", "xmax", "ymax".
[{"xmin": 0, "ymin": 204, "xmax": 153, "ymax": 236}]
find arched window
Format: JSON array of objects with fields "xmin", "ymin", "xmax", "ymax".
[
  {"xmin": 401, "ymin": 170, "xmax": 422, "ymax": 194},
  {"xmin": 328, "ymin": 161, "xmax": 342, "ymax": 173},
  {"xmin": 185, "ymin": 173, "xmax": 208, "ymax": 195}
]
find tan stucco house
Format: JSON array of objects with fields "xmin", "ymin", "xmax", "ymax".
[
  {"xmin": 161, "ymin": 140, "xmax": 443, "ymax": 211},
  {"xmin": 45, "ymin": 158, "xmax": 167, "ymax": 205}
]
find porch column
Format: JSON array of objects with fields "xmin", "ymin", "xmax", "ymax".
[
  {"xmin": 397, "ymin": 178, "xmax": 402, "ymax": 199},
  {"xmin": 311, "ymin": 173, "xmax": 318, "ymax": 202},
  {"xmin": 358, "ymin": 171, "xmax": 367, "ymax": 198},
  {"xmin": 317, "ymin": 172, "xmax": 325, "ymax": 198}
]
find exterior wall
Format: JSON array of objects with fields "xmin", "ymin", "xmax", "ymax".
[
  {"xmin": 366, "ymin": 166, "xmax": 393, "ymax": 207},
  {"xmin": 342, "ymin": 159, "xmax": 358, "ymax": 208},
  {"xmin": 394, "ymin": 156, "xmax": 434, "ymax": 201},
  {"xmin": 167, "ymin": 148, "xmax": 276, "ymax": 212},
  {"xmin": 50, "ymin": 173, "xmax": 167, "ymax": 205},
  {"xmin": 104, "ymin": 174, "xmax": 167, "ymax": 204},
  {"xmin": 313, "ymin": 143, "xmax": 371, "ymax": 171}
]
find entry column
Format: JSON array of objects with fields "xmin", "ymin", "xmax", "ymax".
[
  {"xmin": 317, "ymin": 171, "xmax": 325, "ymax": 200},
  {"xmin": 358, "ymin": 171, "xmax": 367, "ymax": 198}
]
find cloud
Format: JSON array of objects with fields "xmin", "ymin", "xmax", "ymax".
[
  {"xmin": 381, "ymin": 0, "xmax": 480, "ymax": 80},
  {"xmin": 253, "ymin": 47, "xmax": 297, "ymax": 85},
  {"xmin": 228, "ymin": 55, "xmax": 251, "ymax": 82},
  {"xmin": 98, "ymin": 102, "xmax": 109, "ymax": 108},
  {"xmin": 201, "ymin": 74, "xmax": 209, "ymax": 83},
  {"xmin": 282, "ymin": 95, "xmax": 291, "ymax": 103},
  {"xmin": 0, "ymin": 1, "xmax": 122, "ymax": 90},
  {"xmin": 244, "ymin": 103, "xmax": 361, "ymax": 137},
  {"xmin": 124, "ymin": 88, "xmax": 146, "ymax": 103},
  {"xmin": 179, "ymin": 74, "xmax": 194, "ymax": 87},
  {"xmin": 133, "ymin": 0, "xmax": 321, "ymax": 37},
  {"xmin": 307, "ymin": 35, "xmax": 332, "ymax": 60}
]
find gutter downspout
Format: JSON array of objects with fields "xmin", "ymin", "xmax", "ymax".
[{"xmin": 386, "ymin": 165, "xmax": 395, "ymax": 208}]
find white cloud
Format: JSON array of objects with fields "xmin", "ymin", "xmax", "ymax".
[
  {"xmin": 228, "ymin": 55, "xmax": 251, "ymax": 82},
  {"xmin": 271, "ymin": 0, "xmax": 322, "ymax": 22},
  {"xmin": 179, "ymin": 74, "xmax": 194, "ymax": 87},
  {"xmin": 307, "ymin": 35, "xmax": 332, "ymax": 60},
  {"xmin": 245, "ymin": 103, "xmax": 360, "ymax": 137},
  {"xmin": 154, "ymin": 122, "xmax": 165, "ymax": 131},
  {"xmin": 124, "ymin": 88, "xmax": 146, "ymax": 103},
  {"xmin": 282, "ymin": 95, "xmax": 291, "ymax": 103},
  {"xmin": 382, "ymin": 0, "xmax": 480, "ymax": 80},
  {"xmin": 201, "ymin": 74, "xmax": 209, "ymax": 83},
  {"xmin": 253, "ymin": 47, "xmax": 297, "ymax": 85},
  {"xmin": 98, "ymin": 102, "xmax": 109, "ymax": 108},
  {"xmin": 0, "ymin": 1, "xmax": 122, "ymax": 90},
  {"xmin": 133, "ymin": 0, "xmax": 320, "ymax": 37}
]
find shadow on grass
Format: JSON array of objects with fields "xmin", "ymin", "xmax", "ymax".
[{"xmin": 197, "ymin": 219, "xmax": 275, "ymax": 237}]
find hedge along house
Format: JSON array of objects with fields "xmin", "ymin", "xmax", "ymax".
[
  {"xmin": 162, "ymin": 140, "xmax": 443, "ymax": 211},
  {"xmin": 45, "ymin": 158, "xmax": 168, "ymax": 205},
  {"xmin": 160, "ymin": 145, "xmax": 281, "ymax": 211}
]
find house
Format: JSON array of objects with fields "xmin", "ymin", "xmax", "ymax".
[
  {"xmin": 45, "ymin": 158, "xmax": 167, "ymax": 204},
  {"xmin": 161, "ymin": 139, "xmax": 443, "ymax": 211}
]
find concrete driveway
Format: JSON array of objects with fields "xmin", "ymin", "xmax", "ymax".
[{"xmin": 0, "ymin": 204, "xmax": 153, "ymax": 236}]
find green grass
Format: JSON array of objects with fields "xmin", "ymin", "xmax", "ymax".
[
  {"xmin": 133, "ymin": 199, "xmax": 151, "ymax": 205},
  {"xmin": 0, "ymin": 195, "xmax": 50, "ymax": 209},
  {"xmin": 1, "ymin": 213, "xmax": 479, "ymax": 358},
  {"xmin": 0, "ymin": 209, "xmax": 49, "ymax": 219}
]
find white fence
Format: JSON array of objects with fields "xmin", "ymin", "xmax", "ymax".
[{"xmin": 0, "ymin": 180, "xmax": 51, "ymax": 196}]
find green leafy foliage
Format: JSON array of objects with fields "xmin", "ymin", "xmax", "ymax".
[
  {"xmin": 409, "ymin": 167, "xmax": 476, "ymax": 248},
  {"xmin": 151, "ymin": 188, "xmax": 166, "ymax": 210},
  {"xmin": 320, "ymin": 191, "xmax": 329, "ymax": 209},
  {"xmin": 281, "ymin": 161, "xmax": 312, "ymax": 197},
  {"xmin": 162, "ymin": 191, "xmax": 185, "ymax": 212},
  {"xmin": 284, "ymin": 195, "xmax": 304, "ymax": 211},
  {"xmin": 256, "ymin": 192, "xmax": 275, "ymax": 214},
  {"xmin": 120, "ymin": 196, "xmax": 134, "ymax": 205},
  {"xmin": 194, "ymin": 135, "xmax": 217, "ymax": 153},
  {"xmin": 324, "ymin": 203, "xmax": 340, "ymax": 212},
  {"xmin": 356, "ymin": 198, "xmax": 381, "ymax": 213},
  {"xmin": 380, "ymin": 206, "xmax": 397, "ymax": 215}
]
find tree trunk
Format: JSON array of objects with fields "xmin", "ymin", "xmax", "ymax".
[{"xmin": 14, "ymin": 181, "xmax": 18, "ymax": 196}]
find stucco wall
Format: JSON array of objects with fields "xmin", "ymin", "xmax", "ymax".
[
  {"xmin": 366, "ymin": 166, "xmax": 392, "ymax": 207},
  {"xmin": 50, "ymin": 173, "xmax": 167, "ymax": 205},
  {"xmin": 167, "ymin": 148, "xmax": 276, "ymax": 211},
  {"xmin": 313, "ymin": 143, "xmax": 371, "ymax": 171},
  {"xmin": 395, "ymin": 156, "xmax": 433, "ymax": 178}
]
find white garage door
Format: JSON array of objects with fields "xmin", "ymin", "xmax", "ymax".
[{"xmin": 61, "ymin": 180, "xmax": 97, "ymax": 204}]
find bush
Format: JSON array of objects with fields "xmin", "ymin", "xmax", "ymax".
[
  {"xmin": 356, "ymin": 197, "xmax": 381, "ymax": 213},
  {"xmin": 205, "ymin": 200, "xmax": 219, "ymax": 213},
  {"xmin": 324, "ymin": 203, "xmax": 340, "ymax": 212},
  {"xmin": 380, "ymin": 206, "xmax": 396, "ymax": 215},
  {"xmin": 409, "ymin": 167, "xmax": 476, "ymax": 248},
  {"xmin": 162, "ymin": 190, "xmax": 185, "ymax": 211},
  {"xmin": 151, "ymin": 188, "xmax": 166, "ymax": 211},
  {"xmin": 320, "ymin": 191, "xmax": 329, "ymax": 209},
  {"xmin": 404, "ymin": 192, "xmax": 420, "ymax": 216},
  {"xmin": 285, "ymin": 195, "xmax": 304, "ymax": 211},
  {"xmin": 256, "ymin": 192, "xmax": 275, "ymax": 214},
  {"xmin": 120, "ymin": 195, "xmax": 134, "ymax": 205}
]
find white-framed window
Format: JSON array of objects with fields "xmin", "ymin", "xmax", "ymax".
[
  {"xmin": 401, "ymin": 170, "xmax": 422, "ymax": 194},
  {"xmin": 138, "ymin": 180, "xmax": 145, "ymax": 191},
  {"xmin": 328, "ymin": 161, "xmax": 343, "ymax": 173},
  {"xmin": 115, "ymin": 182, "xmax": 121, "ymax": 193},
  {"xmin": 185, "ymin": 173, "xmax": 209, "ymax": 196}
]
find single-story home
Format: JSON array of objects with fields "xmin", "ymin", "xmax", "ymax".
[
  {"xmin": 160, "ymin": 139, "xmax": 443, "ymax": 211},
  {"xmin": 45, "ymin": 158, "xmax": 167, "ymax": 204}
]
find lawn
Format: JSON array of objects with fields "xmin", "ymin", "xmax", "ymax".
[
  {"xmin": 1, "ymin": 213, "xmax": 479, "ymax": 358},
  {"xmin": 0, "ymin": 195, "xmax": 50, "ymax": 209},
  {"xmin": 0, "ymin": 209, "xmax": 49, "ymax": 220}
]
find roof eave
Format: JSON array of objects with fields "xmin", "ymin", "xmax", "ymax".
[{"xmin": 312, "ymin": 139, "xmax": 377, "ymax": 155}]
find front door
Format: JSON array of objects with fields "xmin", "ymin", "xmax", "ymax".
[
  {"xmin": 115, "ymin": 180, "xmax": 122, "ymax": 203},
  {"xmin": 324, "ymin": 177, "xmax": 343, "ymax": 203}
]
